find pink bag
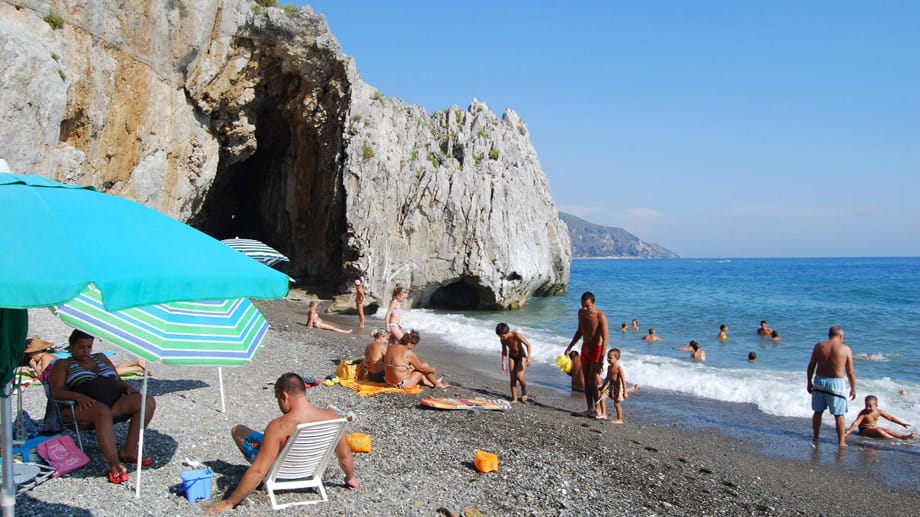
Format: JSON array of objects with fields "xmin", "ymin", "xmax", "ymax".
[{"xmin": 37, "ymin": 435, "xmax": 89, "ymax": 477}]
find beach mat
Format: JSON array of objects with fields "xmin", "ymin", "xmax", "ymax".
[
  {"xmin": 340, "ymin": 379, "xmax": 422, "ymax": 397},
  {"xmin": 420, "ymin": 397, "xmax": 511, "ymax": 411}
]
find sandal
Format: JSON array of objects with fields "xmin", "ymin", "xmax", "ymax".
[
  {"xmin": 108, "ymin": 469, "xmax": 129, "ymax": 484},
  {"xmin": 120, "ymin": 454, "xmax": 154, "ymax": 468}
]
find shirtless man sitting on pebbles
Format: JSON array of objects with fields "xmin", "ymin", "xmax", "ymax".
[{"xmin": 383, "ymin": 330, "xmax": 448, "ymax": 389}]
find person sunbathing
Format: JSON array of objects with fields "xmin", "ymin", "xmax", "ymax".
[
  {"xmin": 305, "ymin": 300, "xmax": 353, "ymax": 334},
  {"xmin": 383, "ymin": 330, "xmax": 448, "ymax": 389},
  {"xmin": 363, "ymin": 328, "xmax": 390, "ymax": 383},
  {"xmin": 24, "ymin": 336, "xmax": 151, "ymax": 381},
  {"xmin": 49, "ymin": 329, "xmax": 156, "ymax": 484}
]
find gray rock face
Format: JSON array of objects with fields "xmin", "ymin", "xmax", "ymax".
[{"xmin": 0, "ymin": 0, "xmax": 570, "ymax": 309}]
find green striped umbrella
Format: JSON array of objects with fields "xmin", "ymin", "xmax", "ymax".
[
  {"xmin": 52, "ymin": 284, "xmax": 269, "ymax": 366},
  {"xmin": 51, "ymin": 284, "xmax": 270, "ymax": 495}
]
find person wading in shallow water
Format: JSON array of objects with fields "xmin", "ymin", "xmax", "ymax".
[
  {"xmin": 564, "ymin": 291, "xmax": 609, "ymax": 417},
  {"xmin": 807, "ymin": 325, "xmax": 856, "ymax": 447}
]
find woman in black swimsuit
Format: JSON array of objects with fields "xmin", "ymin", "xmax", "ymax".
[{"xmin": 50, "ymin": 330, "xmax": 157, "ymax": 484}]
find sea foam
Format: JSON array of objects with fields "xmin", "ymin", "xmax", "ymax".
[{"xmin": 379, "ymin": 308, "xmax": 920, "ymax": 428}]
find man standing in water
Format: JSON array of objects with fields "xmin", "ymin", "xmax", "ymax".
[
  {"xmin": 564, "ymin": 292, "xmax": 609, "ymax": 417},
  {"xmin": 806, "ymin": 325, "xmax": 856, "ymax": 447}
]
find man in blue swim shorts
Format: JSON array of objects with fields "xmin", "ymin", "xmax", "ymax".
[
  {"xmin": 240, "ymin": 431, "xmax": 263, "ymax": 463},
  {"xmin": 205, "ymin": 373, "xmax": 358, "ymax": 514},
  {"xmin": 806, "ymin": 325, "xmax": 856, "ymax": 447}
]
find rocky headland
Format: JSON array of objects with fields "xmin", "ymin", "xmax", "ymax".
[
  {"xmin": 560, "ymin": 212, "xmax": 678, "ymax": 259},
  {"xmin": 0, "ymin": 0, "xmax": 570, "ymax": 310}
]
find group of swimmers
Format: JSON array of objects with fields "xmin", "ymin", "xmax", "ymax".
[{"xmin": 627, "ymin": 319, "xmax": 786, "ymax": 363}]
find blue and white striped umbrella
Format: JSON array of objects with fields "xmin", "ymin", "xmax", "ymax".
[{"xmin": 221, "ymin": 237, "xmax": 289, "ymax": 267}]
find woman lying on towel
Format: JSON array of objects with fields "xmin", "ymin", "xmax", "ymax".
[
  {"xmin": 383, "ymin": 330, "xmax": 449, "ymax": 389},
  {"xmin": 49, "ymin": 329, "xmax": 157, "ymax": 484}
]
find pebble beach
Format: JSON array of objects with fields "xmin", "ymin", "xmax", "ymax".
[{"xmin": 13, "ymin": 296, "xmax": 920, "ymax": 516}]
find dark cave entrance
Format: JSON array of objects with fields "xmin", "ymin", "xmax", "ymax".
[
  {"xmin": 427, "ymin": 278, "xmax": 497, "ymax": 310},
  {"xmin": 189, "ymin": 55, "xmax": 349, "ymax": 296}
]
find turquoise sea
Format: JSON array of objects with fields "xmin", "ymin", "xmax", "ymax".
[{"xmin": 380, "ymin": 257, "xmax": 920, "ymax": 431}]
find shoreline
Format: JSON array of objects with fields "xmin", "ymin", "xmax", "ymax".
[
  {"xmin": 414, "ymin": 326, "xmax": 920, "ymax": 493},
  {"xmin": 15, "ymin": 298, "xmax": 920, "ymax": 515}
]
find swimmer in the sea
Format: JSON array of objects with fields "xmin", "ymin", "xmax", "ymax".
[
  {"xmin": 676, "ymin": 340, "xmax": 706, "ymax": 361},
  {"xmin": 770, "ymin": 330, "xmax": 781, "ymax": 342},
  {"xmin": 717, "ymin": 324, "xmax": 728, "ymax": 341},
  {"xmin": 641, "ymin": 328, "xmax": 661, "ymax": 342},
  {"xmin": 845, "ymin": 395, "xmax": 914, "ymax": 441},
  {"xmin": 619, "ymin": 322, "xmax": 628, "ymax": 333}
]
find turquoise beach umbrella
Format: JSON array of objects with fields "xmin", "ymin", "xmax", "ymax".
[
  {"xmin": 0, "ymin": 166, "xmax": 289, "ymax": 512},
  {"xmin": 0, "ymin": 173, "xmax": 288, "ymax": 311}
]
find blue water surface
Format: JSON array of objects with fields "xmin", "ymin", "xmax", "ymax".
[{"xmin": 404, "ymin": 257, "xmax": 920, "ymax": 421}]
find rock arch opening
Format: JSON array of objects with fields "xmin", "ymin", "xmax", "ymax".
[{"xmin": 426, "ymin": 278, "xmax": 497, "ymax": 310}]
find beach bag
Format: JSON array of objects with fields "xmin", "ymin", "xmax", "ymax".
[
  {"xmin": 346, "ymin": 433, "xmax": 372, "ymax": 453},
  {"xmin": 335, "ymin": 359, "xmax": 362, "ymax": 381},
  {"xmin": 37, "ymin": 435, "xmax": 89, "ymax": 477}
]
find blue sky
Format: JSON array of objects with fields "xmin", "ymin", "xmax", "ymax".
[{"xmin": 299, "ymin": 1, "xmax": 919, "ymax": 257}]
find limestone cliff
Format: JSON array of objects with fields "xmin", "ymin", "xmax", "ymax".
[{"xmin": 0, "ymin": 0, "xmax": 570, "ymax": 309}]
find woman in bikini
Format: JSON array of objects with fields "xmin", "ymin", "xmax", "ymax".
[
  {"xmin": 383, "ymin": 330, "xmax": 448, "ymax": 389},
  {"xmin": 306, "ymin": 301, "xmax": 353, "ymax": 334},
  {"xmin": 384, "ymin": 286, "xmax": 409, "ymax": 344},
  {"xmin": 49, "ymin": 329, "xmax": 157, "ymax": 484}
]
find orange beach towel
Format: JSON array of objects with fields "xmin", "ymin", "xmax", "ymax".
[{"xmin": 340, "ymin": 379, "xmax": 422, "ymax": 397}]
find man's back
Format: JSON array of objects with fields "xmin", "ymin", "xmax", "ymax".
[{"xmin": 812, "ymin": 339, "xmax": 851, "ymax": 378}]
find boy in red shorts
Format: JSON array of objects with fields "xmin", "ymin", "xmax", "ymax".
[{"xmin": 564, "ymin": 292, "xmax": 609, "ymax": 417}]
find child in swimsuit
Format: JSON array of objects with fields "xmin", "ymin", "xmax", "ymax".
[
  {"xmin": 845, "ymin": 395, "xmax": 914, "ymax": 440},
  {"xmin": 598, "ymin": 348, "xmax": 638, "ymax": 424},
  {"xmin": 495, "ymin": 323, "xmax": 533, "ymax": 404},
  {"xmin": 385, "ymin": 286, "xmax": 408, "ymax": 344}
]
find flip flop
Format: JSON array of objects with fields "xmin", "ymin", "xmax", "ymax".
[
  {"xmin": 107, "ymin": 469, "xmax": 129, "ymax": 484},
  {"xmin": 120, "ymin": 454, "xmax": 154, "ymax": 468}
]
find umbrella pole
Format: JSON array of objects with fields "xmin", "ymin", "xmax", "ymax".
[
  {"xmin": 218, "ymin": 368, "xmax": 225, "ymax": 413},
  {"xmin": 134, "ymin": 374, "xmax": 148, "ymax": 497},
  {"xmin": 2, "ymin": 383, "xmax": 14, "ymax": 517}
]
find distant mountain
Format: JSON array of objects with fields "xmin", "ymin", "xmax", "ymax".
[{"xmin": 559, "ymin": 212, "xmax": 679, "ymax": 259}]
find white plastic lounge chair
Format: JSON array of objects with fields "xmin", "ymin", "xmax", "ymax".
[{"xmin": 263, "ymin": 418, "xmax": 348, "ymax": 510}]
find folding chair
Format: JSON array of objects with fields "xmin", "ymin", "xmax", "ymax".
[
  {"xmin": 42, "ymin": 382, "xmax": 127, "ymax": 451},
  {"xmin": 263, "ymin": 418, "xmax": 348, "ymax": 510}
]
